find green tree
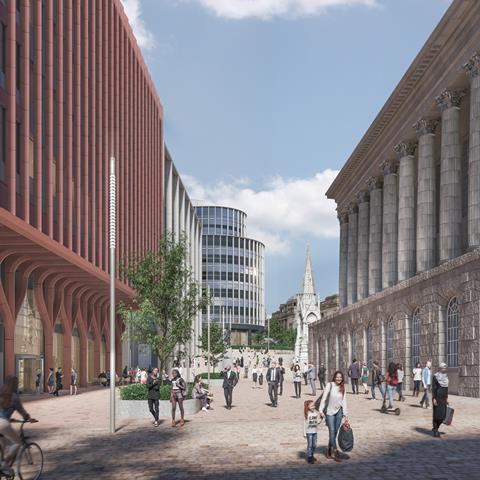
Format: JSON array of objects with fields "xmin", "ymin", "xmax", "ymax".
[
  {"xmin": 268, "ymin": 318, "xmax": 296, "ymax": 349},
  {"xmin": 119, "ymin": 234, "xmax": 209, "ymax": 383},
  {"xmin": 199, "ymin": 322, "xmax": 227, "ymax": 372}
]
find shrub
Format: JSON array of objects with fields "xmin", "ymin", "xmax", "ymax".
[
  {"xmin": 200, "ymin": 372, "xmax": 224, "ymax": 380},
  {"xmin": 120, "ymin": 382, "xmax": 195, "ymax": 401}
]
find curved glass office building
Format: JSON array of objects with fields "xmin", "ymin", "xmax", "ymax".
[{"xmin": 195, "ymin": 206, "xmax": 265, "ymax": 345}]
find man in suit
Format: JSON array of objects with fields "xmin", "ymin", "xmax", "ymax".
[
  {"xmin": 266, "ymin": 361, "xmax": 282, "ymax": 407},
  {"xmin": 222, "ymin": 366, "xmax": 238, "ymax": 410},
  {"xmin": 307, "ymin": 364, "xmax": 317, "ymax": 396}
]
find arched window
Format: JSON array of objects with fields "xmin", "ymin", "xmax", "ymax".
[
  {"xmin": 351, "ymin": 330, "xmax": 357, "ymax": 361},
  {"xmin": 386, "ymin": 318, "xmax": 394, "ymax": 364},
  {"xmin": 411, "ymin": 309, "xmax": 421, "ymax": 367},
  {"xmin": 366, "ymin": 326, "xmax": 373, "ymax": 367},
  {"xmin": 338, "ymin": 333, "xmax": 344, "ymax": 369},
  {"xmin": 447, "ymin": 298, "xmax": 459, "ymax": 368}
]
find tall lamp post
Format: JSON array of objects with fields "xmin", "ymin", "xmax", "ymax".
[
  {"xmin": 207, "ymin": 286, "xmax": 211, "ymax": 385},
  {"xmin": 109, "ymin": 156, "xmax": 116, "ymax": 434}
]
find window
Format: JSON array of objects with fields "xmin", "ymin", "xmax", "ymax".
[
  {"xmin": 447, "ymin": 298, "xmax": 459, "ymax": 368},
  {"xmin": 386, "ymin": 318, "xmax": 394, "ymax": 365},
  {"xmin": 351, "ymin": 331, "xmax": 357, "ymax": 361},
  {"xmin": 366, "ymin": 326, "xmax": 373, "ymax": 367},
  {"xmin": 411, "ymin": 309, "xmax": 420, "ymax": 367},
  {"xmin": 338, "ymin": 334, "xmax": 344, "ymax": 368}
]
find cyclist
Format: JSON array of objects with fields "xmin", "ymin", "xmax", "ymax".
[{"xmin": 0, "ymin": 376, "xmax": 37, "ymax": 476}]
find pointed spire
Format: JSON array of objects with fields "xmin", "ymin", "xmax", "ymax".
[{"xmin": 301, "ymin": 244, "xmax": 316, "ymax": 295}]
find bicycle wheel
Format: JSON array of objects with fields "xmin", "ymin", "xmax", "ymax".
[{"xmin": 16, "ymin": 442, "xmax": 43, "ymax": 480}]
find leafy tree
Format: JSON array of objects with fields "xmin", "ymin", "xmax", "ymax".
[
  {"xmin": 268, "ymin": 318, "xmax": 296, "ymax": 349},
  {"xmin": 119, "ymin": 234, "xmax": 209, "ymax": 383},
  {"xmin": 199, "ymin": 322, "xmax": 227, "ymax": 372}
]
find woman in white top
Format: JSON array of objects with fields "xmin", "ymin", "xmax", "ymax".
[
  {"xmin": 319, "ymin": 371, "xmax": 349, "ymax": 462},
  {"xmin": 412, "ymin": 362, "xmax": 422, "ymax": 397}
]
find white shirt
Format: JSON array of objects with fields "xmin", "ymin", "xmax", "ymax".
[
  {"xmin": 319, "ymin": 382, "xmax": 348, "ymax": 417},
  {"xmin": 397, "ymin": 369, "xmax": 405, "ymax": 383},
  {"xmin": 413, "ymin": 368, "xmax": 422, "ymax": 381}
]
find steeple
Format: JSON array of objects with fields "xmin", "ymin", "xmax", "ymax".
[{"xmin": 301, "ymin": 244, "xmax": 316, "ymax": 295}]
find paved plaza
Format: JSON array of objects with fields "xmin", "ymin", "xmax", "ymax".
[{"xmin": 16, "ymin": 378, "xmax": 480, "ymax": 479}]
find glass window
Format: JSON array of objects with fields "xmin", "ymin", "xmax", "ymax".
[
  {"xmin": 447, "ymin": 298, "xmax": 459, "ymax": 368},
  {"xmin": 411, "ymin": 309, "xmax": 420, "ymax": 367},
  {"xmin": 386, "ymin": 318, "xmax": 394, "ymax": 365}
]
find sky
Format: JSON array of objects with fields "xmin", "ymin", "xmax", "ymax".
[{"xmin": 121, "ymin": 0, "xmax": 451, "ymax": 314}]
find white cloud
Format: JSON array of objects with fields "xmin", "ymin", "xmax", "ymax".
[
  {"xmin": 121, "ymin": 0, "xmax": 156, "ymax": 50},
  {"xmin": 183, "ymin": 170, "xmax": 339, "ymax": 255},
  {"xmin": 194, "ymin": 0, "xmax": 378, "ymax": 20}
]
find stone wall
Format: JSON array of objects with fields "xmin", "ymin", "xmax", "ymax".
[{"xmin": 309, "ymin": 250, "xmax": 480, "ymax": 397}]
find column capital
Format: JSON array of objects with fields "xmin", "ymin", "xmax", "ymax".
[
  {"xmin": 462, "ymin": 52, "xmax": 480, "ymax": 78},
  {"xmin": 347, "ymin": 202, "xmax": 358, "ymax": 215},
  {"xmin": 394, "ymin": 140, "xmax": 417, "ymax": 159},
  {"xmin": 366, "ymin": 175, "xmax": 382, "ymax": 191},
  {"xmin": 380, "ymin": 158, "xmax": 398, "ymax": 176},
  {"xmin": 413, "ymin": 118, "xmax": 439, "ymax": 137},
  {"xmin": 357, "ymin": 190, "xmax": 370, "ymax": 204},
  {"xmin": 337, "ymin": 207, "xmax": 349, "ymax": 224},
  {"xmin": 435, "ymin": 89, "xmax": 466, "ymax": 112}
]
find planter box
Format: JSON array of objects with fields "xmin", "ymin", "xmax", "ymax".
[{"xmin": 117, "ymin": 398, "xmax": 201, "ymax": 418}]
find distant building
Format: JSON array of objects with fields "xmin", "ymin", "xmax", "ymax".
[
  {"xmin": 271, "ymin": 297, "xmax": 297, "ymax": 331},
  {"xmin": 195, "ymin": 206, "xmax": 265, "ymax": 345},
  {"xmin": 320, "ymin": 295, "xmax": 340, "ymax": 319}
]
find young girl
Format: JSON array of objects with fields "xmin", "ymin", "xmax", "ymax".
[
  {"xmin": 361, "ymin": 362, "xmax": 369, "ymax": 394},
  {"xmin": 412, "ymin": 362, "xmax": 422, "ymax": 397},
  {"xmin": 303, "ymin": 400, "xmax": 321, "ymax": 464}
]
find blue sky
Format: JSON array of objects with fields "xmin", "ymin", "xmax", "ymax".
[{"xmin": 121, "ymin": 0, "xmax": 451, "ymax": 314}]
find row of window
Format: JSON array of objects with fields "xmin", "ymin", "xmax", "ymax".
[
  {"xmin": 203, "ymin": 235, "xmax": 262, "ymax": 249},
  {"xmin": 204, "ymin": 288, "xmax": 258, "ymax": 301},
  {"xmin": 203, "ymin": 254, "xmax": 259, "ymax": 267},
  {"xmin": 203, "ymin": 305, "xmax": 259, "ymax": 318},
  {"xmin": 202, "ymin": 271, "xmax": 260, "ymax": 283}
]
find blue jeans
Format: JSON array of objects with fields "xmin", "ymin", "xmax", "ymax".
[
  {"xmin": 387, "ymin": 385, "xmax": 395, "ymax": 408},
  {"xmin": 326, "ymin": 408, "xmax": 343, "ymax": 450},
  {"xmin": 371, "ymin": 382, "xmax": 384, "ymax": 399},
  {"xmin": 306, "ymin": 433, "xmax": 317, "ymax": 458}
]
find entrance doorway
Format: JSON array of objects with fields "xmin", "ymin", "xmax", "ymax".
[{"xmin": 16, "ymin": 355, "xmax": 43, "ymax": 394}]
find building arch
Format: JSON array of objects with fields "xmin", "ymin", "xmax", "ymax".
[
  {"xmin": 446, "ymin": 297, "xmax": 459, "ymax": 368},
  {"xmin": 411, "ymin": 308, "xmax": 421, "ymax": 368}
]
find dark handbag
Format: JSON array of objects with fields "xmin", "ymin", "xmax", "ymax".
[
  {"xmin": 338, "ymin": 422, "xmax": 354, "ymax": 452},
  {"xmin": 443, "ymin": 406, "xmax": 454, "ymax": 426},
  {"xmin": 314, "ymin": 382, "xmax": 331, "ymax": 414}
]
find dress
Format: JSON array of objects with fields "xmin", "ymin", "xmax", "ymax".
[{"xmin": 432, "ymin": 374, "xmax": 448, "ymax": 430}]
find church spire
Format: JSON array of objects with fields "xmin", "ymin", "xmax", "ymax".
[{"xmin": 301, "ymin": 244, "xmax": 316, "ymax": 295}]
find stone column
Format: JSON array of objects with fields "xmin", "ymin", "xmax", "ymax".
[
  {"xmin": 414, "ymin": 119, "xmax": 439, "ymax": 272},
  {"xmin": 381, "ymin": 159, "xmax": 399, "ymax": 289},
  {"xmin": 367, "ymin": 176, "xmax": 383, "ymax": 295},
  {"xmin": 395, "ymin": 141, "xmax": 417, "ymax": 281},
  {"xmin": 356, "ymin": 191, "xmax": 370, "ymax": 300},
  {"xmin": 338, "ymin": 209, "xmax": 349, "ymax": 308},
  {"xmin": 435, "ymin": 89, "xmax": 466, "ymax": 262},
  {"xmin": 463, "ymin": 53, "xmax": 480, "ymax": 249},
  {"xmin": 347, "ymin": 203, "xmax": 358, "ymax": 305}
]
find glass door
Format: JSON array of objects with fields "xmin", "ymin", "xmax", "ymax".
[{"xmin": 16, "ymin": 356, "xmax": 43, "ymax": 394}]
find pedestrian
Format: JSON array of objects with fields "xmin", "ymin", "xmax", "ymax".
[
  {"xmin": 293, "ymin": 364, "xmax": 302, "ymax": 398},
  {"xmin": 258, "ymin": 369, "xmax": 264, "ymax": 388},
  {"xmin": 47, "ymin": 368, "xmax": 55, "ymax": 394},
  {"xmin": 35, "ymin": 369, "xmax": 42, "ymax": 395},
  {"xmin": 140, "ymin": 368, "xmax": 148, "ymax": 385},
  {"xmin": 420, "ymin": 361, "xmax": 432, "ymax": 409},
  {"xmin": 361, "ymin": 362, "xmax": 369, "ymax": 394},
  {"xmin": 384, "ymin": 362, "xmax": 398, "ymax": 410},
  {"xmin": 412, "ymin": 362, "xmax": 422, "ymax": 397},
  {"xmin": 307, "ymin": 364, "xmax": 317, "ymax": 396},
  {"xmin": 278, "ymin": 359, "xmax": 285, "ymax": 396},
  {"xmin": 70, "ymin": 368, "xmax": 78, "ymax": 395},
  {"xmin": 302, "ymin": 362, "xmax": 308, "ymax": 385},
  {"xmin": 52, "ymin": 367, "xmax": 63, "ymax": 397},
  {"xmin": 122, "ymin": 365, "xmax": 129, "ymax": 385},
  {"xmin": 347, "ymin": 359, "xmax": 360, "ymax": 394},
  {"xmin": 222, "ymin": 366, "xmax": 238, "ymax": 410},
  {"xmin": 319, "ymin": 371, "xmax": 349, "ymax": 463},
  {"xmin": 193, "ymin": 375, "xmax": 210, "ymax": 412},
  {"xmin": 170, "ymin": 368, "xmax": 186, "ymax": 427},
  {"xmin": 318, "ymin": 364, "xmax": 326, "ymax": 390},
  {"xmin": 432, "ymin": 362, "xmax": 449, "ymax": 438},
  {"xmin": 369, "ymin": 361, "xmax": 384, "ymax": 400},
  {"xmin": 303, "ymin": 400, "xmax": 321, "ymax": 464},
  {"xmin": 0, "ymin": 376, "xmax": 37, "ymax": 478},
  {"xmin": 135, "ymin": 366, "xmax": 141, "ymax": 383},
  {"xmin": 396, "ymin": 363, "xmax": 406, "ymax": 401},
  {"xmin": 252, "ymin": 366, "xmax": 258, "ymax": 388},
  {"xmin": 147, "ymin": 367, "xmax": 160, "ymax": 427},
  {"xmin": 266, "ymin": 361, "xmax": 282, "ymax": 407}
]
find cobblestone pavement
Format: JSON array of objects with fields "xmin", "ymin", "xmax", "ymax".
[{"xmin": 18, "ymin": 379, "xmax": 480, "ymax": 479}]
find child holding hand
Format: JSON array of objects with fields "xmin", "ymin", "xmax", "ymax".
[{"xmin": 304, "ymin": 400, "xmax": 322, "ymax": 464}]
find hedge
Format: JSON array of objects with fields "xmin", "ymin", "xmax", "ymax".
[
  {"xmin": 120, "ymin": 382, "xmax": 195, "ymax": 401},
  {"xmin": 200, "ymin": 372, "xmax": 224, "ymax": 380}
]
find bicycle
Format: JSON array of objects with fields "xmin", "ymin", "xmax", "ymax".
[{"xmin": 0, "ymin": 419, "xmax": 43, "ymax": 480}]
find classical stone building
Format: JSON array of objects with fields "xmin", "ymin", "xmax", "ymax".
[{"xmin": 309, "ymin": 0, "xmax": 480, "ymax": 397}]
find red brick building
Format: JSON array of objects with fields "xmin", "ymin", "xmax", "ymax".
[{"xmin": 0, "ymin": 0, "xmax": 164, "ymax": 391}]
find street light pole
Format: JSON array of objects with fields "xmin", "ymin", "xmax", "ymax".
[
  {"xmin": 207, "ymin": 286, "xmax": 211, "ymax": 385},
  {"xmin": 109, "ymin": 156, "xmax": 116, "ymax": 434},
  {"xmin": 267, "ymin": 317, "xmax": 270, "ymax": 352}
]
